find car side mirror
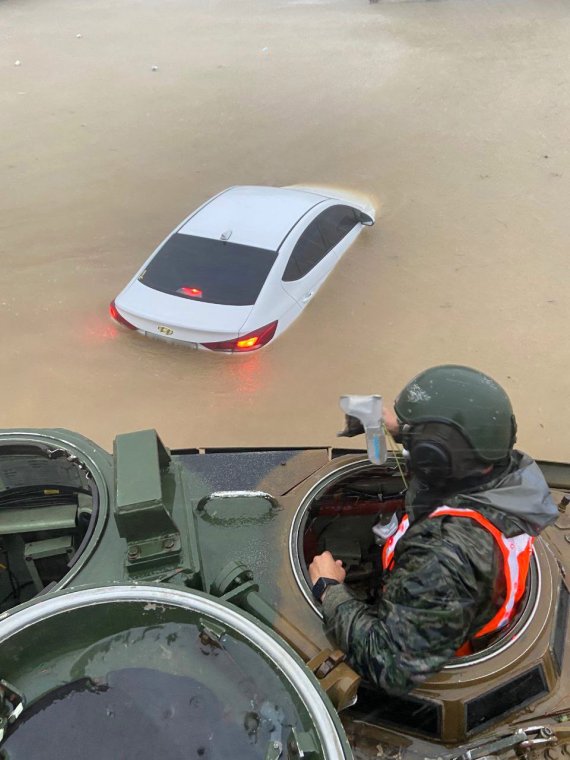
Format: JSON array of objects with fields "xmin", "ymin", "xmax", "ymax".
[{"xmin": 359, "ymin": 213, "xmax": 374, "ymax": 226}]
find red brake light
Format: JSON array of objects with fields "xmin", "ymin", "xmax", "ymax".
[
  {"xmin": 202, "ymin": 321, "xmax": 278, "ymax": 352},
  {"xmin": 178, "ymin": 286, "xmax": 203, "ymax": 298},
  {"xmin": 109, "ymin": 300, "xmax": 137, "ymax": 330},
  {"xmin": 236, "ymin": 336, "xmax": 259, "ymax": 349}
]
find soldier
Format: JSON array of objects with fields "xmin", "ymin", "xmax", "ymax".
[{"xmin": 309, "ymin": 365, "xmax": 558, "ymax": 695}]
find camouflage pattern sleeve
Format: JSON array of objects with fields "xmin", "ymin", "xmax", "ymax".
[{"xmin": 321, "ymin": 517, "xmax": 498, "ymax": 695}]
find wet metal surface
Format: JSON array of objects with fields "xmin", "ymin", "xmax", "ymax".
[
  {"xmin": 3, "ymin": 668, "xmax": 271, "ymax": 759},
  {"xmin": 1, "ymin": 621, "xmax": 304, "ymax": 759},
  {"xmin": 1, "ymin": 0, "xmax": 569, "ymax": 458}
]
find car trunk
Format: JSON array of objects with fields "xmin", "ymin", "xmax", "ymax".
[{"xmin": 115, "ymin": 280, "xmax": 253, "ymax": 345}]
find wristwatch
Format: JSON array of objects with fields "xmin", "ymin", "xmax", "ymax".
[{"xmin": 311, "ymin": 577, "xmax": 340, "ymax": 602}]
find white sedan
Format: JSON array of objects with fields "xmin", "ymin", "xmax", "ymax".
[{"xmin": 110, "ymin": 185, "xmax": 374, "ymax": 352}]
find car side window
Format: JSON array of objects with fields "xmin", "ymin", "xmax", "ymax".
[
  {"xmin": 282, "ymin": 218, "xmax": 327, "ymax": 281},
  {"xmin": 282, "ymin": 205, "xmax": 359, "ymax": 282},
  {"xmin": 318, "ymin": 205, "xmax": 359, "ymax": 250}
]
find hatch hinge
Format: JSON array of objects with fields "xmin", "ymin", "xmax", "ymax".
[{"xmin": 210, "ymin": 561, "xmax": 360, "ymax": 712}]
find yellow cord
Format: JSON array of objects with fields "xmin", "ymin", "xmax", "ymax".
[{"xmin": 382, "ymin": 422, "xmax": 408, "ymax": 490}]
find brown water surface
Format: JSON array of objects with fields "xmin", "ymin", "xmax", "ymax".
[{"xmin": 1, "ymin": 0, "xmax": 569, "ymax": 458}]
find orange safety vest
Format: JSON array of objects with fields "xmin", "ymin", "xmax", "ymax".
[{"xmin": 381, "ymin": 506, "xmax": 534, "ymax": 646}]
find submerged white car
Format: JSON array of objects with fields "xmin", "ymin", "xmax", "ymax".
[{"xmin": 110, "ymin": 185, "xmax": 374, "ymax": 352}]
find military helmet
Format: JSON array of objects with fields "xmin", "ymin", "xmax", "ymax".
[{"xmin": 394, "ymin": 365, "xmax": 517, "ymax": 463}]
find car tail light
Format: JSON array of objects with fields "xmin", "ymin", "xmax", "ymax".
[
  {"xmin": 202, "ymin": 321, "xmax": 278, "ymax": 353},
  {"xmin": 109, "ymin": 300, "xmax": 137, "ymax": 330},
  {"xmin": 178, "ymin": 286, "xmax": 203, "ymax": 298}
]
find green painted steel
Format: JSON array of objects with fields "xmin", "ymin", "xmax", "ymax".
[
  {"xmin": 0, "ymin": 587, "xmax": 352, "ymax": 759},
  {"xmin": 1, "ymin": 426, "xmax": 568, "ymax": 760},
  {"xmin": 0, "ymin": 428, "xmax": 354, "ymax": 759}
]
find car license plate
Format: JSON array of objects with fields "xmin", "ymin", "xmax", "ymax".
[{"xmin": 145, "ymin": 331, "xmax": 198, "ymax": 350}]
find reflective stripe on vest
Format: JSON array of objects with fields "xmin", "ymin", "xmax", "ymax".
[
  {"xmin": 381, "ymin": 513, "xmax": 410, "ymax": 571},
  {"xmin": 381, "ymin": 506, "xmax": 534, "ymax": 638}
]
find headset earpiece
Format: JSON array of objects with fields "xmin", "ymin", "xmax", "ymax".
[{"xmin": 408, "ymin": 440, "xmax": 453, "ymax": 484}]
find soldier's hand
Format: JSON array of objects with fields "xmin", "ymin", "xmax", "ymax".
[
  {"xmin": 383, "ymin": 405, "xmax": 400, "ymax": 436},
  {"xmin": 337, "ymin": 414, "xmax": 365, "ymax": 438},
  {"xmin": 309, "ymin": 551, "xmax": 346, "ymax": 585}
]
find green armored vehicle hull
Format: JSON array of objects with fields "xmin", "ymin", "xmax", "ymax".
[{"xmin": 0, "ymin": 428, "xmax": 568, "ymax": 759}]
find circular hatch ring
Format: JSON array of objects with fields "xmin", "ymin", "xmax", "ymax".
[
  {"xmin": 0, "ymin": 430, "xmax": 110, "ymax": 594},
  {"xmin": 289, "ymin": 459, "xmax": 373, "ymax": 619},
  {"xmin": 288, "ymin": 456, "xmax": 545, "ymax": 670},
  {"xmin": 0, "ymin": 585, "xmax": 351, "ymax": 759}
]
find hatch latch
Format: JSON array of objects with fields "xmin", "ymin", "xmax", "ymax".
[
  {"xmin": 0, "ymin": 679, "xmax": 25, "ymax": 743},
  {"xmin": 452, "ymin": 725, "xmax": 559, "ymax": 760}
]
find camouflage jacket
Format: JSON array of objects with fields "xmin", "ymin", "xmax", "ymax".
[{"xmin": 321, "ymin": 452, "xmax": 558, "ymax": 695}]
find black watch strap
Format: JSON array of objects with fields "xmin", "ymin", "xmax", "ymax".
[{"xmin": 311, "ymin": 577, "xmax": 340, "ymax": 601}]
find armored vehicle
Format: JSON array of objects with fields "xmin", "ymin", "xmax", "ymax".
[{"xmin": 0, "ymin": 427, "xmax": 568, "ymax": 759}]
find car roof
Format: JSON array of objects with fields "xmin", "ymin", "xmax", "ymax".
[{"xmin": 178, "ymin": 186, "xmax": 329, "ymax": 251}]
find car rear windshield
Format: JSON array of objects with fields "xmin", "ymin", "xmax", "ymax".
[{"xmin": 139, "ymin": 234, "xmax": 278, "ymax": 306}]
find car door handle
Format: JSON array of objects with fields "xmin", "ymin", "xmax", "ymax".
[{"xmin": 301, "ymin": 290, "xmax": 314, "ymax": 304}]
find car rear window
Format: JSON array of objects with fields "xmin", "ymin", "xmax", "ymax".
[{"xmin": 139, "ymin": 234, "xmax": 278, "ymax": 306}]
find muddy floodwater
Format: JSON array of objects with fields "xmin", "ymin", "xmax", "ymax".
[{"xmin": 1, "ymin": 0, "xmax": 569, "ymax": 459}]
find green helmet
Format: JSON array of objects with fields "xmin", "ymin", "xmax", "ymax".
[{"xmin": 394, "ymin": 365, "xmax": 517, "ymax": 463}]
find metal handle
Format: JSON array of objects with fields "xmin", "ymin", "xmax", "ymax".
[{"xmin": 196, "ymin": 490, "xmax": 278, "ymax": 512}]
